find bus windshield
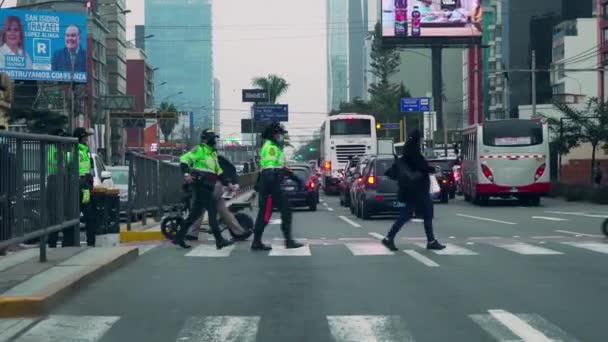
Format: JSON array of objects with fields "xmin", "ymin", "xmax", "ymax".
[
  {"xmin": 483, "ymin": 120, "xmax": 543, "ymax": 147},
  {"xmin": 330, "ymin": 119, "xmax": 371, "ymax": 136}
]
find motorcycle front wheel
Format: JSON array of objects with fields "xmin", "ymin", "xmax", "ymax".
[{"xmin": 160, "ymin": 215, "xmax": 183, "ymax": 240}]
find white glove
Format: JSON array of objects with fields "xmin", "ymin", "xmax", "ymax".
[{"xmin": 229, "ymin": 184, "xmax": 239, "ymax": 192}]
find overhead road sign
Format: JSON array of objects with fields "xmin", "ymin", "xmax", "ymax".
[
  {"xmin": 401, "ymin": 97, "xmax": 431, "ymax": 112},
  {"xmin": 377, "ymin": 123, "xmax": 400, "ymax": 130},
  {"xmin": 253, "ymin": 104, "xmax": 288, "ymax": 122},
  {"xmin": 242, "ymin": 89, "xmax": 269, "ymax": 103}
]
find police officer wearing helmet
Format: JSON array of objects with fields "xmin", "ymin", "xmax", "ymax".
[
  {"xmin": 73, "ymin": 127, "xmax": 96, "ymax": 246},
  {"xmin": 47, "ymin": 128, "xmax": 73, "ymax": 247},
  {"xmin": 175, "ymin": 129, "xmax": 238, "ymax": 249},
  {"xmin": 251, "ymin": 122, "xmax": 304, "ymax": 251}
]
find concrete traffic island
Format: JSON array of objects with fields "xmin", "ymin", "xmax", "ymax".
[{"xmin": 0, "ymin": 246, "xmax": 138, "ymax": 318}]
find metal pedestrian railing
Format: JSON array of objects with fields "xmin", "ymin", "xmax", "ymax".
[{"xmin": 0, "ymin": 131, "xmax": 80, "ymax": 261}]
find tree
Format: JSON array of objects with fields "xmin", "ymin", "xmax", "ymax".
[
  {"xmin": 158, "ymin": 101, "xmax": 178, "ymax": 142},
  {"xmin": 9, "ymin": 108, "xmax": 67, "ymax": 134},
  {"xmin": 547, "ymin": 97, "xmax": 608, "ymax": 184},
  {"xmin": 368, "ymin": 22, "xmax": 401, "ymax": 107},
  {"xmin": 252, "ymin": 74, "xmax": 289, "ymax": 104}
]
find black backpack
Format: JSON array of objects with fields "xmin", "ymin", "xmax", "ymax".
[{"xmin": 390, "ymin": 156, "xmax": 423, "ymax": 192}]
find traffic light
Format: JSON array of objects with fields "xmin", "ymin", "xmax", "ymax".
[
  {"xmin": 309, "ymin": 146, "xmax": 316, "ymax": 152},
  {"xmin": 376, "ymin": 123, "xmax": 382, "ymax": 129}
]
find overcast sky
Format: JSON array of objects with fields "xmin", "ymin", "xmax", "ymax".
[{"xmin": 3, "ymin": 0, "xmax": 328, "ymax": 146}]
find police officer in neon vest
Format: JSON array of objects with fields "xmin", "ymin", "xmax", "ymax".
[
  {"xmin": 47, "ymin": 128, "xmax": 72, "ymax": 248},
  {"xmin": 73, "ymin": 127, "xmax": 96, "ymax": 246},
  {"xmin": 175, "ymin": 129, "xmax": 238, "ymax": 249},
  {"xmin": 251, "ymin": 122, "xmax": 304, "ymax": 251}
]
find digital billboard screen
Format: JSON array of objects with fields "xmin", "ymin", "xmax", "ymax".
[
  {"xmin": 382, "ymin": 0, "xmax": 482, "ymax": 42},
  {"xmin": 0, "ymin": 9, "xmax": 87, "ymax": 82}
]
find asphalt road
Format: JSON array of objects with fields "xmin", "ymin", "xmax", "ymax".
[{"xmin": 6, "ymin": 195, "xmax": 608, "ymax": 342}]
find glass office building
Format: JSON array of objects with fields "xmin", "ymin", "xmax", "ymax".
[{"xmin": 146, "ymin": 0, "xmax": 213, "ymax": 128}]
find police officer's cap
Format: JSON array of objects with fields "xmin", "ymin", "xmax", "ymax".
[
  {"xmin": 73, "ymin": 127, "xmax": 94, "ymax": 139},
  {"xmin": 200, "ymin": 128, "xmax": 219, "ymax": 141}
]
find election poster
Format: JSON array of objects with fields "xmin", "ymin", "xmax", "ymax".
[{"xmin": 0, "ymin": 9, "xmax": 87, "ymax": 83}]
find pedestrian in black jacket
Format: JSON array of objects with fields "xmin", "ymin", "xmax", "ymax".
[{"xmin": 381, "ymin": 129, "xmax": 445, "ymax": 251}]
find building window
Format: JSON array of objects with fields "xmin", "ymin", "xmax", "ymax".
[
  {"xmin": 603, "ymin": 3, "xmax": 608, "ymax": 18},
  {"xmin": 604, "ymin": 28, "xmax": 608, "ymax": 42}
]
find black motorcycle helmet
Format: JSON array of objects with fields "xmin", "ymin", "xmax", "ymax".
[
  {"xmin": 200, "ymin": 128, "xmax": 219, "ymax": 146},
  {"xmin": 261, "ymin": 122, "xmax": 287, "ymax": 141}
]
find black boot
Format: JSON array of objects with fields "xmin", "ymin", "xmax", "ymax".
[
  {"xmin": 427, "ymin": 240, "xmax": 446, "ymax": 250},
  {"xmin": 251, "ymin": 239, "xmax": 272, "ymax": 251},
  {"xmin": 172, "ymin": 238, "xmax": 192, "ymax": 249},
  {"xmin": 216, "ymin": 238, "xmax": 234, "ymax": 250},
  {"xmin": 285, "ymin": 240, "xmax": 304, "ymax": 249},
  {"xmin": 381, "ymin": 238, "xmax": 398, "ymax": 251}
]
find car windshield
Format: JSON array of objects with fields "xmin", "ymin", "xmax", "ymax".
[{"xmin": 110, "ymin": 169, "xmax": 128, "ymax": 185}]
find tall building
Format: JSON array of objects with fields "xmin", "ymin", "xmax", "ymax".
[
  {"xmin": 598, "ymin": 0, "xmax": 608, "ymax": 101},
  {"xmin": 135, "ymin": 25, "xmax": 146, "ymax": 51},
  {"xmin": 146, "ymin": 0, "xmax": 213, "ymax": 128},
  {"xmin": 213, "ymin": 78, "xmax": 221, "ymax": 135},
  {"xmin": 98, "ymin": 0, "xmax": 128, "ymax": 96}
]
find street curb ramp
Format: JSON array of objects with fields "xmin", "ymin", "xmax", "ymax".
[{"xmin": 0, "ymin": 246, "xmax": 138, "ymax": 317}]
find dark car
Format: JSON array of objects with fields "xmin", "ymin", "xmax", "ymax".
[
  {"xmin": 348, "ymin": 156, "xmax": 372, "ymax": 215},
  {"xmin": 428, "ymin": 158, "xmax": 458, "ymax": 200},
  {"xmin": 281, "ymin": 167, "xmax": 318, "ymax": 211},
  {"xmin": 353, "ymin": 156, "xmax": 400, "ymax": 219},
  {"xmin": 338, "ymin": 158, "xmax": 359, "ymax": 207}
]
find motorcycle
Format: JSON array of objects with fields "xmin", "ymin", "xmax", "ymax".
[{"xmin": 161, "ymin": 186, "xmax": 255, "ymax": 242}]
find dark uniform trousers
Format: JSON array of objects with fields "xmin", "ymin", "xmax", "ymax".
[
  {"xmin": 176, "ymin": 178, "xmax": 222, "ymax": 242},
  {"xmin": 47, "ymin": 174, "xmax": 78, "ymax": 247},
  {"xmin": 80, "ymin": 175, "xmax": 95, "ymax": 247},
  {"xmin": 253, "ymin": 170, "xmax": 293, "ymax": 241}
]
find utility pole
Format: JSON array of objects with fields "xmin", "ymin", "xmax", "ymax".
[
  {"xmin": 531, "ymin": 50, "xmax": 537, "ymax": 117},
  {"xmin": 69, "ymin": 53, "xmax": 75, "ymax": 131}
]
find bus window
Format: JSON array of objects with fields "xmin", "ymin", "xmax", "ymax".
[
  {"xmin": 330, "ymin": 119, "xmax": 371, "ymax": 136},
  {"xmin": 483, "ymin": 120, "xmax": 543, "ymax": 147}
]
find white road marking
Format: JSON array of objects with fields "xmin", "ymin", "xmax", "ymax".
[
  {"xmin": 137, "ymin": 244, "xmax": 159, "ymax": 255},
  {"xmin": 339, "ymin": 215, "xmax": 362, "ymax": 228},
  {"xmin": 415, "ymin": 243, "xmax": 478, "ymax": 255},
  {"xmin": 539, "ymin": 241, "xmax": 546, "ymax": 244},
  {"xmin": 469, "ymin": 236, "xmax": 503, "ymax": 240},
  {"xmin": 546, "ymin": 211, "xmax": 608, "ymax": 219},
  {"xmin": 457, "ymin": 214, "xmax": 517, "ymax": 225},
  {"xmin": 403, "ymin": 250, "xmax": 440, "ymax": 267},
  {"xmin": 532, "ymin": 216, "xmax": 567, "ymax": 222},
  {"xmin": 186, "ymin": 244, "xmax": 235, "ymax": 258},
  {"xmin": 513, "ymin": 236, "xmax": 520, "ymax": 238},
  {"xmin": 327, "ymin": 315, "xmax": 415, "ymax": 342},
  {"xmin": 449, "ymin": 236, "xmax": 456, "ymax": 239},
  {"xmin": 269, "ymin": 219, "xmax": 282, "ymax": 225},
  {"xmin": 495, "ymin": 243, "xmax": 563, "ymax": 255},
  {"xmin": 411, "ymin": 218, "xmax": 423, "ymax": 223},
  {"xmin": 338, "ymin": 237, "xmax": 372, "ymax": 241},
  {"xmin": 488, "ymin": 310, "xmax": 553, "ymax": 342},
  {"xmin": 466, "ymin": 242, "xmax": 475, "ymax": 245},
  {"xmin": 368, "ymin": 232, "xmax": 385, "ymax": 240},
  {"xmin": 176, "ymin": 316, "xmax": 260, "ymax": 342},
  {"xmin": 561, "ymin": 242, "xmax": 608, "ymax": 255},
  {"xmin": 13, "ymin": 315, "xmax": 119, "ymax": 342},
  {"xmin": 322, "ymin": 202, "xmax": 328, "ymax": 207},
  {"xmin": 327, "ymin": 207, "xmax": 335, "ymax": 211},
  {"xmin": 531, "ymin": 236, "xmax": 567, "ymax": 239},
  {"xmin": 269, "ymin": 244, "xmax": 311, "ymax": 256},
  {"xmin": 346, "ymin": 243, "xmax": 394, "ymax": 256},
  {"xmin": 555, "ymin": 230, "xmax": 603, "ymax": 238}
]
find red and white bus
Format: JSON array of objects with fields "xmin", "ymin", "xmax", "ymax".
[{"xmin": 461, "ymin": 119, "xmax": 550, "ymax": 206}]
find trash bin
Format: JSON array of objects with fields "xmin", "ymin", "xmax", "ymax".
[{"xmin": 105, "ymin": 188, "xmax": 120, "ymax": 234}]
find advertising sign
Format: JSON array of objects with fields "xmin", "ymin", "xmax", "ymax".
[
  {"xmin": 382, "ymin": 0, "xmax": 482, "ymax": 43},
  {"xmin": 242, "ymin": 89, "xmax": 269, "ymax": 103},
  {"xmin": 253, "ymin": 104, "xmax": 288, "ymax": 122},
  {"xmin": 0, "ymin": 9, "xmax": 87, "ymax": 82}
]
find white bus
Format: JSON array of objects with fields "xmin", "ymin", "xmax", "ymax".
[
  {"xmin": 461, "ymin": 119, "xmax": 550, "ymax": 206},
  {"xmin": 320, "ymin": 114, "xmax": 377, "ymax": 194}
]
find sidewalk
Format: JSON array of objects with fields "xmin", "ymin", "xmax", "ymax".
[{"xmin": 0, "ymin": 246, "xmax": 138, "ymax": 317}]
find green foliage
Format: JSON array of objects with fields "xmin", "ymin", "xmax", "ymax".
[
  {"xmin": 294, "ymin": 137, "xmax": 320, "ymax": 161},
  {"xmin": 158, "ymin": 101, "xmax": 178, "ymax": 142},
  {"xmin": 8, "ymin": 108, "xmax": 67, "ymax": 134},
  {"xmin": 252, "ymin": 74, "xmax": 289, "ymax": 104}
]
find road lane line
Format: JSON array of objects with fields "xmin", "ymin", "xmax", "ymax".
[
  {"xmin": 414, "ymin": 243, "xmax": 478, "ymax": 255},
  {"xmin": 495, "ymin": 243, "xmax": 563, "ymax": 255},
  {"xmin": 13, "ymin": 315, "xmax": 119, "ymax": 342},
  {"xmin": 339, "ymin": 215, "xmax": 361, "ymax": 228},
  {"xmin": 269, "ymin": 219, "xmax": 282, "ymax": 225},
  {"xmin": 530, "ymin": 236, "xmax": 567, "ymax": 239},
  {"xmin": 561, "ymin": 242, "xmax": 608, "ymax": 254},
  {"xmin": 555, "ymin": 230, "xmax": 603, "ymax": 238},
  {"xmin": 546, "ymin": 211, "xmax": 608, "ymax": 219},
  {"xmin": 323, "ymin": 202, "xmax": 328, "ymax": 207},
  {"xmin": 327, "ymin": 207, "xmax": 334, "ymax": 211},
  {"xmin": 269, "ymin": 244, "xmax": 311, "ymax": 256},
  {"xmin": 532, "ymin": 216, "xmax": 567, "ymax": 222},
  {"xmin": 488, "ymin": 310, "xmax": 553, "ymax": 342},
  {"xmin": 368, "ymin": 232, "xmax": 384, "ymax": 240},
  {"xmin": 327, "ymin": 315, "xmax": 415, "ymax": 342},
  {"xmin": 457, "ymin": 214, "xmax": 517, "ymax": 225},
  {"xmin": 403, "ymin": 250, "xmax": 440, "ymax": 267},
  {"xmin": 176, "ymin": 316, "xmax": 260, "ymax": 342},
  {"xmin": 346, "ymin": 243, "xmax": 395, "ymax": 256},
  {"xmin": 186, "ymin": 244, "xmax": 235, "ymax": 258},
  {"xmin": 137, "ymin": 244, "xmax": 159, "ymax": 255}
]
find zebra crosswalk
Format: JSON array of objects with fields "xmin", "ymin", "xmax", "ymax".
[{"xmin": 1, "ymin": 310, "xmax": 580, "ymax": 342}]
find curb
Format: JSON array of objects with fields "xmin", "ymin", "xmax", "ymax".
[
  {"xmin": 0, "ymin": 246, "xmax": 138, "ymax": 318},
  {"xmin": 120, "ymin": 230, "xmax": 166, "ymax": 242}
]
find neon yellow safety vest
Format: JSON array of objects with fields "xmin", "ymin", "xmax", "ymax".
[
  {"xmin": 180, "ymin": 143, "xmax": 223, "ymax": 175},
  {"xmin": 260, "ymin": 140, "xmax": 285, "ymax": 169},
  {"xmin": 78, "ymin": 144, "xmax": 92, "ymax": 176},
  {"xmin": 47, "ymin": 145, "xmax": 73, "ymax": 175}
]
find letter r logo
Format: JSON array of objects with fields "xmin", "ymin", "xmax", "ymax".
[
  {"xmin": 37, "ymin": 43, "xmax": 46, "ymax": 54},
  {"xmin": 32, "ymin": 39, "xmax": 51, "ymax": 59}
]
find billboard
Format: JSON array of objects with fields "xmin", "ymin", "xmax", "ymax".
[
  {"xmin": 382, "ymin": 0, "xmax": 482, "ymax": 43},
  {"xmin": 0, "ymin": 9, "xmax": 87, "ymax": 82}
]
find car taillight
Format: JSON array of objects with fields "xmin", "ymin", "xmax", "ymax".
[
  {"xmin": 481, "ymin": 164, "xmax": 494, "ymax": 182},
  {"xmin": 375, "ymin": 195, "xmax": 384, "ymax": 200},
  {"xmin": 308, "ymin": 180, "xmax": 315, "ymax": 189},
  {"xmin": 367, "ymin": 175, "xmax": 375, "ymax": 185},
  {"xmin": 534, "ymin": 163, "xmax": 546, "ymax": 181},
  {"xmin": 325, "ymin": 160, "xmax": 331, "ymax": 171},
  {"xmin": 442, "ymin": 179, "xmax": 448, "ymax": 184}
]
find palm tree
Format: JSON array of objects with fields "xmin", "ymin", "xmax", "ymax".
[
  {"xmin": 251, "ymin": 74, "xmax": 289, "ymax": 104},
  {"xmin": 158, "ymin": 101, "xmax": 178, "ymax": 142}
]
